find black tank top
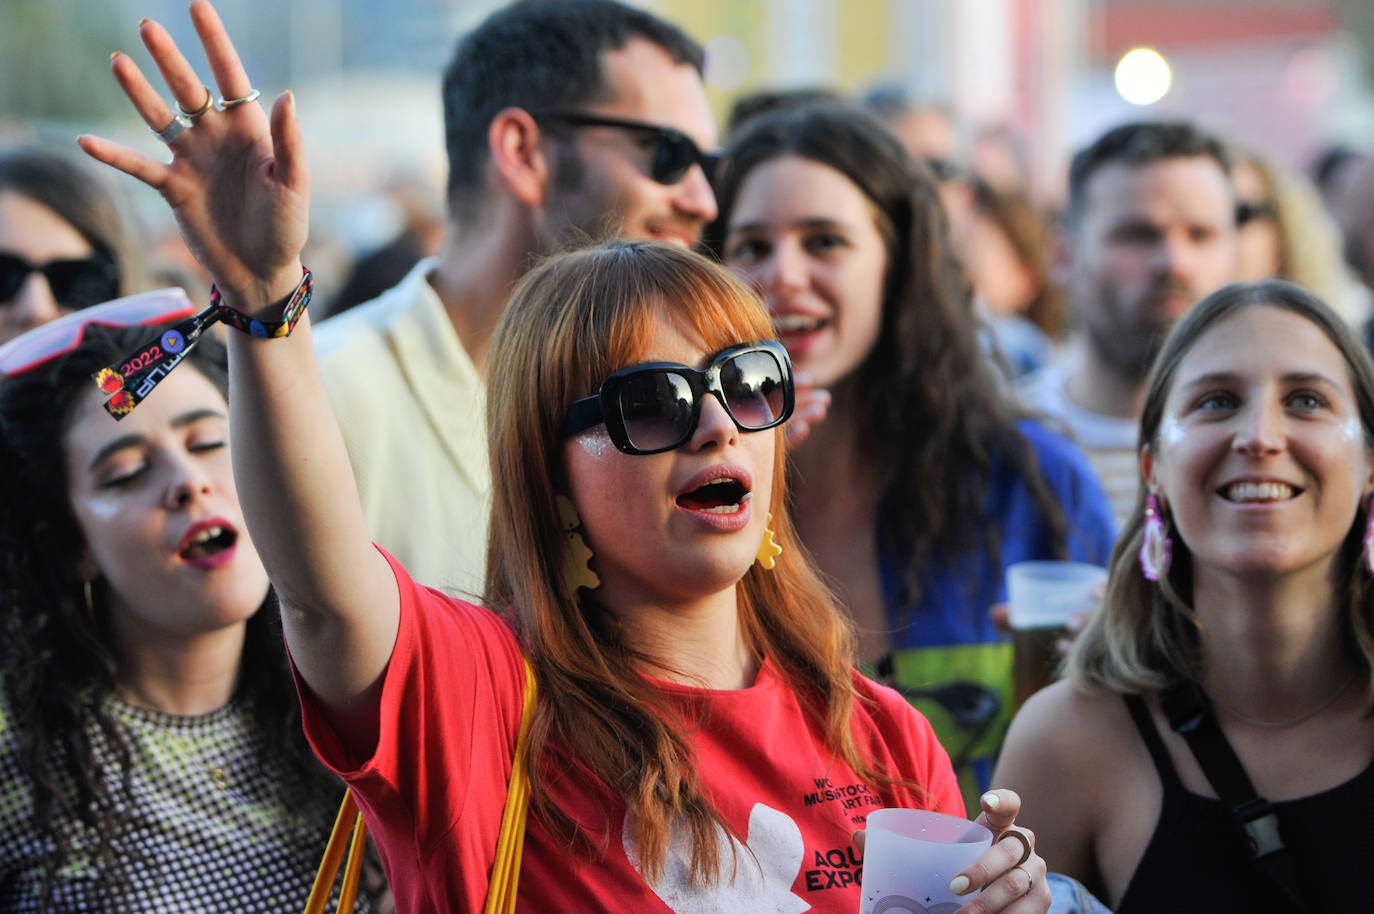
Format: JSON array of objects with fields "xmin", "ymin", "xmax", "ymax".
[{"xmin": 1117, "ymin": 693, "xmax": 1374, "ymax": 913}]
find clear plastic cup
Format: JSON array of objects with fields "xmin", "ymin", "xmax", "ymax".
[
  {"xmin": 858, "ymin": 808, "xmax": 992, "ymax": 913},
  {"xmin": 1006, "ymin": 560, "xmax": 1107, "ymax": 706}
]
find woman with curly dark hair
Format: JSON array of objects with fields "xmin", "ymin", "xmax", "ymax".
[
  {"xmin": 0, "ymin": 295, "xmax": 384, "ymax": 911},
  {"xmin": 712, "ymin": 103, "xmax": 1117, "ymax": 809}
]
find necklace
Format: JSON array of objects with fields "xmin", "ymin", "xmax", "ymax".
[{"xmin": 1208, "ymin": 670, "xmax": 1359, "ymax": 730}]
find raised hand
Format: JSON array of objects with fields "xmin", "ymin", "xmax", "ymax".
[
  {"xmin": 78, "ymin": 0, "xmax": 308, "ymax": 309},
  {"xmin": 783, "ymin": 373, "xmax": 831, "ymax": 448}
]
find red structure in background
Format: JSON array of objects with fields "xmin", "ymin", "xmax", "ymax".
[
  {"xmin": 1084, "ymin": 1, "xmax": 1348, "ymax": 170},
  {"xmin": 1095, "ymin": 2, "xmax": 1339, "ymax": 55}
]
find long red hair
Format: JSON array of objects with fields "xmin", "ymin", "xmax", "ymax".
[{"xmin": 484, "ymin": 241, "xmax": 900, "ymax": 883}]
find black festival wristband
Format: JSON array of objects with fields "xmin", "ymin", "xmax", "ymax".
[{"xmin": 92, "ymin": 267, "xmax": 313, "ymax": 419}]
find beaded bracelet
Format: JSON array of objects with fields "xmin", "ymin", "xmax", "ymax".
[{"xmin": 211, "ymin": 266, "xmax": 313, "ymax": 338}]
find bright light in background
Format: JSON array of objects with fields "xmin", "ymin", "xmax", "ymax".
[
  {"xmin": 1114, "ymin": 48, "xmax": 1172, "ymax": 106},
  {"xmin": 704, "ymin": 35, "xmax": 750, "ymax": 91}
]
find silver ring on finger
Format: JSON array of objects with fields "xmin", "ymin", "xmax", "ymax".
[
  {"xmin": 152, "ymin": 113, "xmax": 192, "ymax": 145},
  {"xmin": 178, "ymin": 85, "xmax": 214, "ymax": 121},
  {"xmin": 1014, "ymin": 863, "xmax": 1034, "ymax": 898},
  {"xmin": 996, "ymin": 828, "xmax": 1033, "ymax": 867},
  {"xmin": 216, "ymin": 88, "xmax": 261, "ymax": 110}
]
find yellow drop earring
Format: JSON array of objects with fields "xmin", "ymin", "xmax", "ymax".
[
  {"xmin": 755, "ymin": 513, "xmax": 782, "ymax": 570},
  {"xmin": 556, "ymin": 495, "xmax": 601, "ymax": 592}
]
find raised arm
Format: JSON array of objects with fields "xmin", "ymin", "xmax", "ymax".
[{"xmin": 78, "ymin": 1, "xmax": 398, "ymax": 720}]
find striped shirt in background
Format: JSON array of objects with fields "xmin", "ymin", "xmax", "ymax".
[{"xmin": 1017, "ymin": 362, "xmax": 1141, "ymax": 530}]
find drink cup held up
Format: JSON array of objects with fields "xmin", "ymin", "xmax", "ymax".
[
  {"xmin": 1006, "ymin": 561, "xmax": 1107, "ymax": 708},
  {"xmin": 858, "ymin": 808, "xmax": 992, "ymax": 914}
]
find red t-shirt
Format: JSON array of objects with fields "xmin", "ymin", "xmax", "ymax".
[{"xmin": 297, "ymin": 551, "xmax": 965, "ymax": 913}]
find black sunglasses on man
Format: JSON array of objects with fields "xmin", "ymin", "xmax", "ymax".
[{"xmin": 531, "ymin": 111, "xmax": 721, "ymax": 186}]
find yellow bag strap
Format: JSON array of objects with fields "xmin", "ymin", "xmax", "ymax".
[
  {"xmin": 303, "ymin": 791, "xmax": 368, "ymax": 914},
  {"xmin": 485, "ymin": 658, "xmax": 538, "ymax": 914},
  {"xmin": 303, "ymin": 658, "xmax": 539, "ymax": 914}
]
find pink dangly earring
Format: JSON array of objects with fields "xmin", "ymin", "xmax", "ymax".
[
  {"xmin": 1140, "ymin": 493, "xmax": 1172, "ymax": 582},
  {"xmin": 556, "ymin": 496, "xmax": 601, "ymax": 592},
  {"xmin": 1363, "ymin": 494, "xmax": 1374, "ymax": 577}
]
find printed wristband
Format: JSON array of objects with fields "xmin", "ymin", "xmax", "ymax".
[
  {"xmin": 211, "ymin": 266, "xmax": 313, "ymax": 338},
  {"xmin": 93, "ymin": 266, "xmax": 314, "ymax": 420},
  {"xmin": 93, "ymin": 307, "xmax": 222, "ymax": 417}
]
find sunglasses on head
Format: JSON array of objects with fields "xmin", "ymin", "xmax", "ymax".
[
  {"xmin": 562, "ymin": 340, "xmax": 794, "ymax": 456},
  {"xmin": 0, "ymin": 250, "xmax": 120, "ymax": 310},
  {"xmin": 0, "ymin": 287, "xmax": 197, "ymax": 378},
  {"xmin": 531, "ymin": 111, "xmax": 721, "ymax": 186}
]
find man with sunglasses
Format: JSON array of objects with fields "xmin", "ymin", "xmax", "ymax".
[{"xmin": 313, "ymin": 0, "xmax": 718, "ymax": 595}]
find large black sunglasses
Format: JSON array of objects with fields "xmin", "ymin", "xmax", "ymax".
[
  {"xmin": 0, "ymin": 250, "xmax": 119, "ymax": 310},
  {"xmin": 531, "ymin": 111, "xmax": 721, "ymax": 186},
  {"xmin": 562, "ymin": 341, "xmax": 794, "ymax": 456}
]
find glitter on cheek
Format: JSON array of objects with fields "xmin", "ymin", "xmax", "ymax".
[
  {"xmin": 574, "ymin": 428, "xmax": 615, "ymax": 460},
  {"xmin": 80, "ymin": 493, "xmax": 124, "ymax": 522},
  {"xmin": 1339, "ymin": 417, "xmax": 1365, "ymax": 444},
  {"xmin": 1159, "ymin": 416, "xmax": 1186, "ymax": 449}
]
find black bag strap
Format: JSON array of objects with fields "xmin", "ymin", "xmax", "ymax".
[{"xmin": 1160, "ymin": 680, "xmax": 1311, "ymax": 913}]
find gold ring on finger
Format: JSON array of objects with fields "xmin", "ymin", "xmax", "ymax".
[
  {"xmin": 152, "ymin": 113, "xmax": 192, "ymax": 145},
  {"xmin": 216, "ymin": 88, "xmax": 261, "ymax": 110},
  {"xmin": 178, "ymin": 85, "xmax": 214, "ymax": 121},
  {"xmin": 996, "ymin": 828, "xmax": 1033, "ymax": 867}
]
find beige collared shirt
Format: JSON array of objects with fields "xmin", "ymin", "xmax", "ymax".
[{"xmin": 315, "ymin": 258, "xmax": 490, "ymax": 600}]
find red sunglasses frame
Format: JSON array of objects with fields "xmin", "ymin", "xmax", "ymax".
[{"xmin": 0, "ymin": 287, "xmax": 197, "ymax": 378}]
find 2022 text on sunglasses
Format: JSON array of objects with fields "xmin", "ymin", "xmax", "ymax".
[{"xmin": 0, "ymin": 268, "xmax": 311, "ymax": 420}]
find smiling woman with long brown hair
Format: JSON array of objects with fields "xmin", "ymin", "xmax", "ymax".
[
  {"xmin": 996, "ymin": 280, "xmax": 1374, "ymax": 912},
  {"xmin": 710, "ymin": 103, "xmax": 1117, "ymax": 808}
]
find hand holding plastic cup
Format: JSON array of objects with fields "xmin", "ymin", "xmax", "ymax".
[
  {"xmin": 858, "ymin": 808, "xmax": 992, "ymax": 914},
  {"xmin": 1007, "ymin": 560, "xmax": 1108, "ymax": 707}
]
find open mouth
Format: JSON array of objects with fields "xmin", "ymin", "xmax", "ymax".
[
  {"xmin": 647, "ymin": 225, "xmax": 697, "ymax": 248},
  {"xmin": 676, "ymin": 477, "xmax": 753, "ymax": 514},
  {"xmin": 179, "ymin": 523, "xmax": 238, "ymax": 561},
  {"xmin": 1221, "ymin": 481, "xmax": 1299, "ymax": 503},
  {"xmin": 772, "ymin": 314, "xmax": 827, "ymax": 335}
]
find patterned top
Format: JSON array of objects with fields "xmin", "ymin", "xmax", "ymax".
[{"xmin": 0, "ymin": 689, "xmax": 371, "ymax": 913}]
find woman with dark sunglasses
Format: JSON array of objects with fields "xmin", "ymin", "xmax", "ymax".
[
  {"xmin": 0, "ymin": 145, "xmax": 147, "ymax": 344},
  {"xmin": 711, "ymin": 104, "xmax": 1117, "ymax": 809},
  {"xmin": 75, "ymin": 4, "xmax": 1053, "ymax": 912},
  {"xmin": 0, "ymin": 307, "xmax": 386, "ymax": 909}
]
